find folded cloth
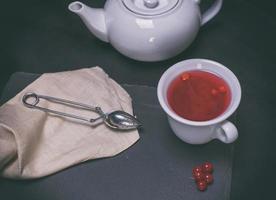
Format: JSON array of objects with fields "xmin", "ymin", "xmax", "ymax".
[{"xmin": 0, "ymin": 67, "xmax": 139, "ymax": 179}]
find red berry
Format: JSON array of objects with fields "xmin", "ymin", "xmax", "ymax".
[
  {"xmin": 197, "ymin": 180, "xmax": 207, "ymax": 191},
  {"xmin": 192, "ymin": 166, "xmax": 203, "ymax": 176},
  {"xmin": 202, "ymin": 162, "xmax": 213, "ymax": 173},
  {"xmin": 193, "ymin": 171, "xmax": 205, "ymax": 182},
  {"xmin": 219, "ymin": 86, "xmax": 227, "ymax": 93},
  {"xmin": 211, "ymin": 88, "xmax": 218, "ymax": 96},
  {"xmin": 181, "ymin": 73, "xmax": 190, "ymax": 81},
  {"xmin": 205, "ymin": 173, "xmax": 214, "ymax": 184}
]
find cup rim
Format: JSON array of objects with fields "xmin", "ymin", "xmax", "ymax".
[{"xmin": 157, "ymin": 59, "xmax": 242, "ymax": 127}]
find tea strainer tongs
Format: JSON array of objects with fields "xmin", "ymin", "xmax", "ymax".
[{"xmin": 22, "ymin": 93, "xmax": 141, "ymax": 131}]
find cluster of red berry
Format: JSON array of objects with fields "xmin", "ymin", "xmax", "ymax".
[{"xmin": 192, "ymin": 162, "xmax": 214, "ymax": 191}]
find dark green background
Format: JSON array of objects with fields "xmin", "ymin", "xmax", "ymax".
[{"xmin": 1, "ymin": 0, "xmax": 276, "ymax": 199}]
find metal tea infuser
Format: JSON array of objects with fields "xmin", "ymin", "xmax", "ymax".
[{"xmin": 22, "ymin": 93, "xmax": 141, "ymax": 130}]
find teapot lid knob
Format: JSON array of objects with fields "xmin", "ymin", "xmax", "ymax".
[
  {"xmin": 122, "ymin": 0, "xmax": 179, "ymax": 16},
  {"xmin": 144, "ymin": 0, "xmax": 159, "ymax": 8}
]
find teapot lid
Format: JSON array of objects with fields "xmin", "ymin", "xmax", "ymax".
[{"xmin": 122, "ymin": 0, "xmax": 180, "ymax": 16}]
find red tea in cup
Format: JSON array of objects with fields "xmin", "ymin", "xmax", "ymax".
[{"xmin": 167, "ymin": 70, "xmax": 231, "ymax": 121}]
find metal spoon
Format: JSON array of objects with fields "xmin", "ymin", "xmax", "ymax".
[{"xmin": 22, "ymin": 93, "xmax": 141, "ymax": 130}]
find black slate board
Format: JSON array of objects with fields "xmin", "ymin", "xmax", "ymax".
[{"xmin": 0, "ymin": 72, "xmax": 234, "ymax": 200}]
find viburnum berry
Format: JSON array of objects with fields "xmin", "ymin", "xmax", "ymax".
[
  {"xmin": 192, "ymin": 166, "xmax": 203, "ymax": 176},
  {"xmin": 204, "ymin": 173, "xmax": 214, "ymax": 184},
  {"xmin": 181, "ymin": 73, "xmax": 190, "ymax": 81},
  {"xmin": 202, "ymin": 162, "xmax": 214, "ymax": 173},
  {"xmin": 197, "ymin": 180, "xmax": 207, "ymax": 191},
  {"xmin": 219, "ymin": 86, "xmax": 227, "ymax": 93},
  {"xmin": 211, "ymin": 88, "xmax": 218, "ymax": 96},
  {"xmin": 193, "ymin": 171, "xmax": 205, "ymax": 182}
]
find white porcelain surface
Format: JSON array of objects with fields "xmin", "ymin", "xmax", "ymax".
[
  {"xmin": 68, "ymin": 0, "xmax": 223, "ymax": 62},
  {"xmin": 157, "ymin": 59, "xmax": 241, "ymax": 144}
]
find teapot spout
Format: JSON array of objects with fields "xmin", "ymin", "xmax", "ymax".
[{"xmin": 68, "ymin": 1, "xmax": 109, "ymax": 42}]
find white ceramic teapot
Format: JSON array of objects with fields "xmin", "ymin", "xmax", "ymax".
[{"xmin": 68, "ymin": 0, "xmax": 223, "ymax": 62}]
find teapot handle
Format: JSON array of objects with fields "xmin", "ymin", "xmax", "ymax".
[{"xmin": 195, "ymin": 0, "xmax": 223, "ymax": 26}]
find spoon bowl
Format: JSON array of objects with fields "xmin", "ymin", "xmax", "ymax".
[{"xmin": 104, "ymin": 111, "xmax": 142, "ymax": 130}]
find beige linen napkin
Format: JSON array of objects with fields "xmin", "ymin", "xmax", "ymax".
[{"xmin": 0, "ymin": 67, "xmax": 139, "ymax": 179}]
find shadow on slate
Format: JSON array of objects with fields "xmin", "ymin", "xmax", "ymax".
[{"xmin": 0, "ymin": 72, "xmax": 234, "ymax": 200}]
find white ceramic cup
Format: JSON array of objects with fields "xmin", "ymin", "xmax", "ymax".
[{"xmin": 157, "ymin": 59, "xmax": 241, "ymax": 144}]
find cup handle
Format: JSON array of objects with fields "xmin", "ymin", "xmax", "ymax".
[
  {"xmin": 215, "ymin": 120, "xmax": 238, "ymax": 143},
  {"xmin": 195, "ymin": 0, "xmax": 223, "ymax": 26}
]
